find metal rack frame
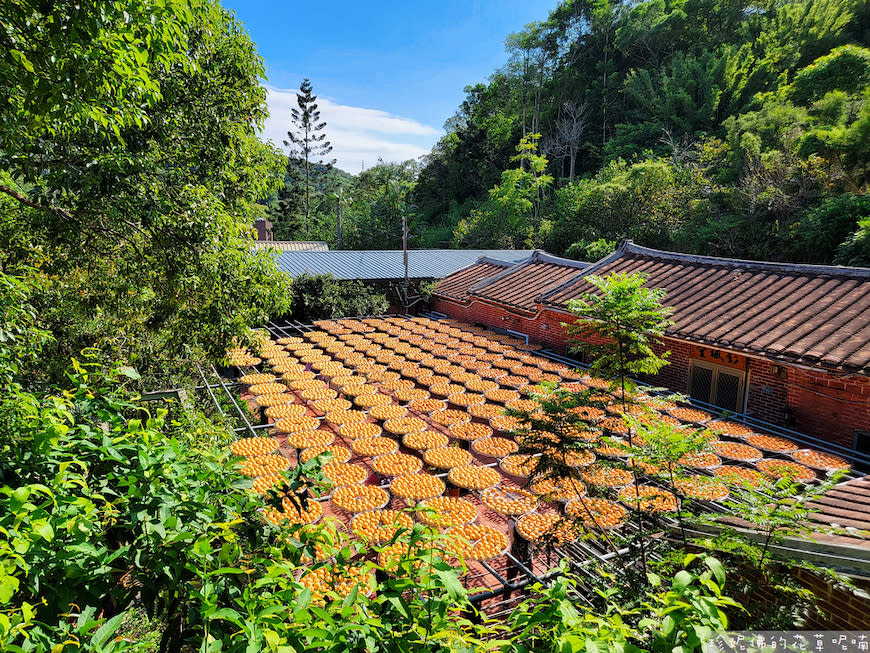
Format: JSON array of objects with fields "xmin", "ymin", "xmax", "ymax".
[{"xmin": 198, "ymin": 314, "xmax": 870, "ymax": 613}]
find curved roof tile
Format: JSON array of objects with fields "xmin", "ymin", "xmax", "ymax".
[{"xmin": 541, "ymin": 241, "xmax": 870, "ymax": 374}]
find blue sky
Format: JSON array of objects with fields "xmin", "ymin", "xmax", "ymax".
[{"xmin": 225, "ymin": 0, "xmax": 557, "ymax": 172}]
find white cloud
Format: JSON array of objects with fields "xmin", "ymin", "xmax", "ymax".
[{"xmin": 261, "ymin": 85, "xmax": 440, "ymax": 174}]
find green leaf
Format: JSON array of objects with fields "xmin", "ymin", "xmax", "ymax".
[
  {"xmin": 435, "ymin": 568, "xmax": 466, "ymax": 600},
  {"xmin": 118, "ymin": 366, "xmax": 140, "ymax": 380},
  {"xmin": 661, "ymin": 614, "xmax": 676, "ymax": 636},
  {"xmin": 32, "ymin": 519, "xmax": 54, "ymax": 542},
  {"xmin": 90, "ymin": 612, "xmax": 127, "ymax": 650},
  {"xmin": 10, "ymin": 487, "xmax": 30, "ymax": 511},
  {"xmin": 0, "ymin": 575, "xmax": 20, "ymax": 604},
  {"xmin": 673, "ymin": 570, "xmax": 694, "ymax": 590},
  {"xmin": 209, "ymin": 607, "xmax": 243, "ymax": 627},
  {"xmin": 263, "ymin": 629, "xmax": 280, "ymax": 649},
  {"xmin": 704, "ymin": 557, "xmax": 726, "ymax": 586}
]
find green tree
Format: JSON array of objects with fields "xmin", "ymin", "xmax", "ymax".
[
  {"xmin": 564, "ymin": 237, "xmax": 616, "ymax": 262},
  {"xmin": 790, "ymin": 44, "xmax": 870, "ymax": 104},
  {"xmin": 835, "ymin": 218, "xmax": 870, "ymax": 266},
  {"xmin": 287, "ymin": 274, "xmax": 389, "ymax": 321},
  {"xmin": 788, "ymin": 195, "xmax": 870, "ymax": 263},
  {"xmin": 565, "ymin": 271, "xmax": 673, "ymax": 410},
  {"xmin": 453, "ymin": 134, "xmax": 553, "ymax": 248},
  {"xmin": 0, "ymin": 0, "xmax": 291, "ymax": 383},
  {"xmin": 562, "ymin": 272, "xmax": 672, "ymax": 574},
  {"xmin": 267, "ymin": 162, "xmax": 352, "ymax": 243},
  {"xmin": 414, "ymin": 0, "xmax": 870, "ymax": 266},
  {"xmin": 342, "ymin": 159, "xmax": 419, "ymax": 250},
  {"xmin": 610, "ymin": 51, "xmax": 723, "ymax": 158},
  {"xmin": 545, "ymin": 159, "xmax": 710, "ymax": 256},
  {"xmin": 284, "ymin": 78, "xmax": 335, "ymax": 229}
]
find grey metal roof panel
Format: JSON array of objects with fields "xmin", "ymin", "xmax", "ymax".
[{"xmin": 272, "ymin": 250, "xmax": 537, "ymax": 281}]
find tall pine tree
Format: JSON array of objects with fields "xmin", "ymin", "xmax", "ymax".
[{"xmin": 284, "ymin": 78, "xmax": 334, "ymax": 227}]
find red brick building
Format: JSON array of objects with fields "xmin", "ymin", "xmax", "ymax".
[{"xmin": 432, "ymin": 242, "xmax": 870, "ymax": 452}]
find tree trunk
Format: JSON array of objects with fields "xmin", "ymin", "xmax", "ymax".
[
  {"xmin": 304, "ymin": 156, "xmax": 310, "ymax": 229},
  {"xmin": 532, "ymin": 58, "xmax": 545, "ymax": 135},
  {"xmin": 521, "ymin": 52, "xmax": 529, "ymax": 140}
]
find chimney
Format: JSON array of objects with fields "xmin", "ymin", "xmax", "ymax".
[{"xmin": 253, "ymin": 218, "xmax": 273, "ymax": 241}]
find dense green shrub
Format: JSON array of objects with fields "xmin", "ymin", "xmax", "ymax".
[
  {"xmin": 0, "ymin": 354, "xmax": 490, "ymax": 652},
  {"xmin": 0, "ymin": 356, "xmax": 265, "ymax": 650},
  {"xmin": 286, "ymin": 274, "xmax": 389, "ymax": 322},
  {"xmin": 787, "ymin": 195, "xmax": 870, "ymax": 263},
  {"xmin": 0, "ymin": 1, "xmax": 292, "ymax": 385}
]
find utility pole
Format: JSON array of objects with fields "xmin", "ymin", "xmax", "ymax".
[
  {"xmin": 402, "ymin": 211, "xmax": 409, "ymax": 312},
  {"xmin": 335, "ymin": 194, "xmax": 343, "ymax": 250}
]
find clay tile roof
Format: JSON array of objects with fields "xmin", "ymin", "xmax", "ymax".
[
  {"xmin": 465, "ymin": 251, "xmax": 590, "ymax": 313},
  {"xmin": 541, "ymin": 241, "xmax": 870, "ymax": 374},
  {"xmin": 431, "ymin": 258, "xmax": 512, "ymax": 302},
  {"xmin": 806, "ymin": 475, "xmax": 870, "ymax": 539},
  {"xmin": 720, "ymin": 474, "xmax": 870, "ymax": 556}
]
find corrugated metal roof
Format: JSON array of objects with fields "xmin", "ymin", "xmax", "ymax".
[
  {"xmin": 252, "ymin": 241, "xmax": 329, "ymax": 252},
  {"xmin": 541, "ymin": 241, "xmax": 870, "ymax": 374},
  {"xmin": 273, "ymin": 250, "xmax": 535, "ymax": 281}
]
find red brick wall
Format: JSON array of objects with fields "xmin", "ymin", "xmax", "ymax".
[
  {"xmin": 641, "ymin": 342, "xmax": 868, "ymax": 447},
  {"xmin": 753, "ymin": 569, "xmax": 870, "ymax": 630},
  {"xmin": 787, "ymin": 368, "xmax": 870, "ymax": 449},
  {"xmin": 647, "ymin": 338, "xmax": 692, "ymax": 394},
  {"xmin": 433, "ymin": 296, "xmax": 869, "ymax": 448},
  {"xmin": 744, "ymin": 357, "xmax": 789, "ymax": 425},
  {"xmin": 432, "ymin": 298, "xmax": 574, "ymax": 353}
]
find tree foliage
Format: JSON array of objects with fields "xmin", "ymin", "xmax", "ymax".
[
  {"xmin": 285, "ymin": 274, "xmax": 389, "ymax": 322},
  {"xmin": 264, "ymin": 159, "xmax": 421, "ymax": 249},
  {"xmin": 405, "ymin": 0, "xmax": 870, "ymax": 264},
  {"xmin": 453, "ymin": 134, "xmax": 553, "ymax": 248},
  {"xmin": 283, "ymin": 78, "xmax": 335, "ymax": 227},
  {"xmin": 565, "ymin": 272, "xmax": 673, "ymax": 401},
  {"xmin": 0, "ymin": 0, "xmax": 291, "ymax": 384}
]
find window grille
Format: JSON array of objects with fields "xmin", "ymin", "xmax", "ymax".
[{"xmin": 688, "ymin": 360, "xmax": 746, "ymax": 412}]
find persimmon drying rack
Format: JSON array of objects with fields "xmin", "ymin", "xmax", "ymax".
[{"xmin": 180, "ymin": 315, "xmax": 870, "ymax": 613}]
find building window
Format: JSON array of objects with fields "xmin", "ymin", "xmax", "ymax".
[{"xmin": 688, "ymin": 359, "xmax": 746, "ymax": 412}]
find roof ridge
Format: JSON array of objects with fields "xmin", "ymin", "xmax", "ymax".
[
  {"xmin": 467, "ymin": 250, "xmax": 588, "ymax": 296},
  {"xmin": 539, "ymin": 240, "xmax": 870, "ymax": 305},
  {"xmin": 621, "ymin": 240, "xmax": 870, "ymax": 279},
  {"xmin": 467, "ymin": 255, "xmax": 536, "ymax": 294},
  {"xmin": 529, "ymin": 249, "xmax": 591, "ymax": 269},
  {"xmin": 539, "ymin": 246, "xmax": 626, "ymax": 303}
]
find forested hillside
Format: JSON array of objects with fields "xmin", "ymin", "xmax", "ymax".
[
  {"xmin": 266, "ymin": 158, "xmax": 420, "ymax": 248},
  {"xmin": 273, "ymin": 0, "xmax": 870, "ymax": 265},
  {"xmin": 413, "ymin": 0, "xmax": 870, "ymax": 264}
]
